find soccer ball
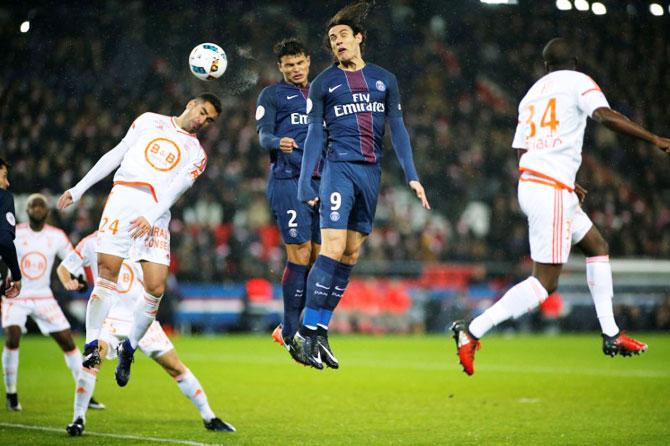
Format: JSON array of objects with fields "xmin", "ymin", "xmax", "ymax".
[{"xmin": 189, "ymin": 43, "xmax": 227, "ymax": 80}]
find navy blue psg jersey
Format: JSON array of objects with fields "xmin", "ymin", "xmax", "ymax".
[
  {"xmin": 306, "ymin": 63, "xmax": 403, "ymax": 164},
  {"xmin": 256, "ymin": 81, "xmax": 310, "ymax": 179}
]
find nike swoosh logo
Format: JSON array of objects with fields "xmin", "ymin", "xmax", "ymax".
[
  {"xmin": 315, "ymin": 283, "xmax": 329, "ymax": 289},
  {"xmin": 328, "ymin": 84, "xmax": 342, "ymax": 93},
  {"xmin": 334, "ymin": 286, "xmax": 346, "ymax": 291},
  {"xmin": 287, "ymin": 95, "xmax": 298, "ymax": 100}
]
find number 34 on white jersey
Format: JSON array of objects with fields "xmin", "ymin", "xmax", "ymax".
[{"xmin": 512, "ymin": 70, "xmax": 610, "ymax": 189}]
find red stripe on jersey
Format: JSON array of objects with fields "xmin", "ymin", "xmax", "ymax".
[
  {"xmin": 343, "ymin": 70, "xmax": 376, "ymax": 163},
  {"xmin": 580, "ymin": 87, "xmax": 602, "ymax": 96}
]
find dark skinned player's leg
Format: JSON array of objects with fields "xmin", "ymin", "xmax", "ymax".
[{"xmin": 575, "ymin": 226, "xmax": 648, "ymax": 356}]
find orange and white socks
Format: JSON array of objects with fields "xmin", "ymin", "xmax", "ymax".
[
  {"xmin": 2, "ymin": 347, "xmax": 18, "ymax": 394},
  {"xmin": 175, "ymin": 369, "xmax": 216, "ymax": 421},
  {"xmin": 469, "ymin": 276, "xmax": 549, "ymax": 339},
  {"xmin": 73, "ymin": 367, "xmax": 97, "ymax": 423},
  {"xmin": 128, "ymin": 292, "xmax": 162, "ymax": 349},
  {"xmin": 85, "ymin": 277, "xmax": 118, "ymax": 344},
  {"xmin": 63, "ymin": 348, "xmax": 83, "ymax": 382},
  {"xmin": 586, "ymin": 256, "xmax": 619, "ymax": 337}
]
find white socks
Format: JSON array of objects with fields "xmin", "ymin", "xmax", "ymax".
[
  {"xmin": 175, "ymin": 369, "xmax": 216, "ymax": 421},
  {"xmin": 85, "ymin": 278, "xmax": 118, "ymax": 343},
  {"xmin": 73, "ymin": 367, "xmax": 97, "ymax": 422},
  {"xmin": 63, "ymin": 348, "xmax": 83, "ymax": 383},
  {"xmin": 586, "ymin": 256, "xmax": 619, "ymax": 337},
  {"xmin": 2, "ymin": 347, "xmax": 19, "ymax": 393},
  {"xmin": 469, "ymin": 276, "xmax": 549, "ymax": 339},
  {"xmin": 128, "ymin": 292, "xmax": 162, "ymax": 349}
]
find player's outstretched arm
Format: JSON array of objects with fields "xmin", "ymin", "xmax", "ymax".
[
  {"xmin": 57, "ymin": 140, "xmax": 130, "ymax": 209},
  {"xmin": 388, "ymin": 117, "xmax": 430, "ymax": 209},
  {"xmin": 593, "ymin": 107, "xmax": 670, "ymax": 153},
  {"xmin": 297, "ymin": 122, "xmax": 322, "ymax": 206}
]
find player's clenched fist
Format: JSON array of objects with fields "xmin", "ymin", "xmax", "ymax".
[{"xmin": 279, "ymin": 137, "xmax": 299, "ymax": 153}]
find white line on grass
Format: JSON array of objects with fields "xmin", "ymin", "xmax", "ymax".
[
  {"xmin": 0, "ymin": 422, "xmax": 223, "ymax": 446},
  {"xmin": 182, "ymin": 352, "xmax": 670, "ymax": 379}
]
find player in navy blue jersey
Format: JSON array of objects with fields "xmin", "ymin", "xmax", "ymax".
[
  {"xmin": 256, "ymin": 38, "xmax": 322, "ymax": 365},
  {"xmin": 0, "ymin": 158, "xmax": 21, "ymax": 299},
  {"xmin": 295, "ymin": 2, "xmax": 430, "ymax": 369}
]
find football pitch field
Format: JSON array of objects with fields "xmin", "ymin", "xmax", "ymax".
[{"xmin": 1, "ymin": 333, "xmax": 668, "ymax": 445}]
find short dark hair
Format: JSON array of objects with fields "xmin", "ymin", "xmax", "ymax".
[
  {"xmin": 195, "ymin": 92, "xmax": 222, "ymax": 114},
  {"xmin": 542, "ymin": 37, "xmax": 577, "ymax": 70},
  {"xmin": 273, "ymin": 38, "xmax": 309, "ymax": 62},
  {"xmin": 0, "ymin": 158, "xmax": 10, "ymax": 170},
  {"xmin": 324, "ymin": 1, "xmax": 373, "ymax": 52}
]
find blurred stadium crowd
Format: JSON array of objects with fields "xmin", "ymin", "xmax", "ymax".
[{"xmin": 1, "ymin": 1, "xmax": 668, "ymax": 284}]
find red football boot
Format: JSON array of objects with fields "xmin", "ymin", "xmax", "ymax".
[
  {"xmin": 450, "ymin": 320, "xmax": 481, "ymax": 376},
  {"xmin": 602, "ymin": 332, "xmax": 648, "ymax": 357}
]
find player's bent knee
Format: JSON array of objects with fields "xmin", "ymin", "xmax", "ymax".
[
  {"xmin": 286, "ymin": 242, "xmax": 312, "ymax": 265},
  {"xmin": 4, "ymin": 327, "xmax": 21, "ymax": 349},
  {"xmin": 52, "ymin": 330, "xmax": 76, "ymax": 351},
  {"xmin": 143, "ymin": 282, "xmax": 166, "ymax": 297},
  {"xmin": 340, "ymin": 249, "xmax": 360, "ymax": 265},
  {"xmin": 320, "ymin": 246, "xmax": 345, "ymax": 261}
]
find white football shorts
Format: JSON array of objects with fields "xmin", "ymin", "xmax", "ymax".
[
  {"xmin": 518, "ymin": 177, "xmax": 593, "ymax": 264},
  {"xmin": 100, "ymin": 318, "xmax": 174, "ymax": 359},
  {"xmin": 96, "ymin": 184, "xmax": 171, "ymax": 266},
  {"xmin": 1, "ymin": 297, "xmax": 71, "ymax": 334}
]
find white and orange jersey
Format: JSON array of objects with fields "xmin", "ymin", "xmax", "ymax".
[
  {"xmin": 113, "ymin": 112, "xmax": 207, "ymax": 202},
  {"xmin": 14, "ymin": 223, "xmax": 74, "ymax": 299},
  {"xmin": 512, "ymin": 70, "xmax": 610, "ymax": 189},
  {"xmin": 61, "ymin": 231, "xmax": 144, "ymax": 323}
]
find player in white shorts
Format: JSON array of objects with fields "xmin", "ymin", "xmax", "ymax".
[
  {"xmin": 57, "ymin": 231, "xmax": 235, "ymax": 435},
  {"xmin": 451, "ymin": 38, "xmax": 670, "ymax": 375},
  {"xmin": 57, "ymin": 93, "xmax": 221, "ymax": 387},
  {"xmin": 1, "ymin": 194, "xmax": 103, "ymax": 411}
]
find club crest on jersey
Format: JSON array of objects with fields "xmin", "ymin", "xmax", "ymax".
[
  {"xmin": 5, "ymin": 212, "xmax": 15, "ymax": 226},
  {"xmin": 144, "ymin": 138, "xmax": 181, "ymax": 172},
  {"xmin": 330, "ymin": 211, "xmax": 340, "ymax": 222},
  {"xmin": 255, "ymin": 105, "xmax": 265, "ymax": 120},
  {"xmin": 20, "ymin": 251, "xmax": 48, "ymax": 280},
  {"xmin": 376, "ymin": 80, "xmax": 386, "ymax": 92}
]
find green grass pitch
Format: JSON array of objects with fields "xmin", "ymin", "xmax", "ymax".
[{"xmin": 1, "ymin": 333, "xmax": 669, "ymax": 445}]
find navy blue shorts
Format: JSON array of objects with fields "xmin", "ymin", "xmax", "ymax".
[
  {"xmin": 267, "ymin": 176, "xmax": 321, "ymax": 245},
  {"xmin": 318, "ymin": 161, "xmax": 381, "ymax": 235}
]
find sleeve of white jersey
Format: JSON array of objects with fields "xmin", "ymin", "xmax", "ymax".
[
  {"xmin": 61, "ymin": 248, "xmax": 84, "ymax": 276},
  {"xmin": 57, "ymin": 231, "xmax": 75, "ymax": 261},
  {"xmin": 576, "ymin": 74, "xmax": 610, "ymax": 118},
  {"xmin": 61, "ymin": 235, "xmax": 93, "ymax": 276},
  {"xmin": 67, "ymin": 114, "xmax": 149, "ymax": 202},
  {"xmin": 511, "ymin": 118, "xmax": 528, "ymax": 149}
]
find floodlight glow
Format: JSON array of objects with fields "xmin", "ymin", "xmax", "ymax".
[
  {"xmin": 20, "ymin": 21, "xmax": 30, "ymax": 33},
  {"xmin": 649, "ymin": 3, "xmax": 664, "ymax": 16},
  {"xmin": 556, "ymin": 0, "xmax": 572, "ymax": 11},
  {"xmin": 591, "ymin": 2, "xmax": 606, "ymax": 15},
  {"xmin": 480, "ymin": 0, "xmax": 518, "ymax": 4},
  {"xmin": 574, "ymin": 0, "xmax": 589, "ymax": 11}
]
